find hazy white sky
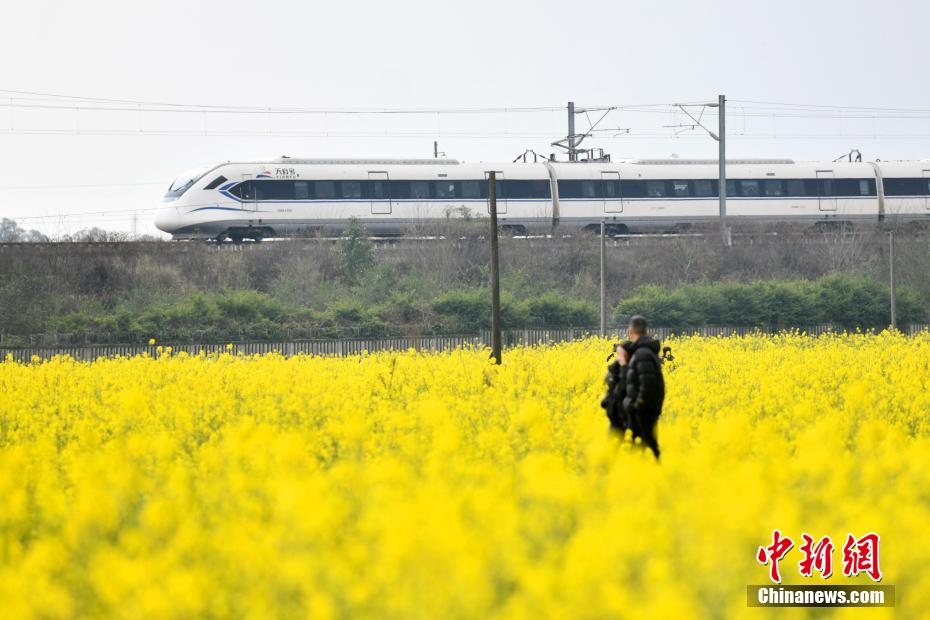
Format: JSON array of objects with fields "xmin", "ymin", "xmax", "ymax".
[{"xmin": 1, "ymin": 0, "xmax": 929, "ymax": 235}]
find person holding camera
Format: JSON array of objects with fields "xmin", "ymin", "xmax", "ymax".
[
  {"xmin": 602, "ymin": 340, "xmax": 632, "ymax": 433},
  {"xmin": 601, "ymin": 315, "xmax": 665, "ymax": 460}
]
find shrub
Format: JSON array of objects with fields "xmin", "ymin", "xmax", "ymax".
[
  {"xmin": 338, "ymin": 218, "xmax": 375, "ymax": 284},
  {"xmin": 523, "ymin": 292, "xmax": 597, "ymax": 327},
  {"xmin": 616, "ymin": 275, "xmax": 928, "ymax": 329}
]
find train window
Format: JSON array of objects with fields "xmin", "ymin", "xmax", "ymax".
[
  {"xmin": 371, "ymin": 181, "xmax": 387, "ymax": 199},
  {"xmin": 556, "ymin": 180, "xmax": 609, "ymax": 198},
  {"xmin": 164, "ymin": 165, "xmax": 212, "ymax": 199},
  {"xmin": 786, "ymin": 180, "xmax": 805, "ymax": 196},
  {"xmin": 229, "ymin": 181, "xmax": 254, "ymax": 200},
  {"xmin": 557, "ymin": 180, "xmax": 580, "ymax": 198},
  {"xmin": 387, "ymin": 181, "xmax": 409, "ymax": 199},
  {"xmin": 341, "ymin": 181, "xmax": 362, "ymax": 199},
  {"xmin": 411, "ymin": 181, "xmax": 430, "ymax": 199},
  {"xmin": 620, "ymin": 180, "xmax": 645, "ymax": 198},
  {"xmin": 254, "ymin": 180, "xmax": 294, "ymax": 200},
  {"xmin": 603, "ymin": 180, "xmax": 619, "ymax": 198},
  {"xmin": 832, "ymin": 178, "xmax": 875, "ymax": 196},
  {"xmin": 435, "ymin": 181, "xmax": 456, "ymax": 199},
  {"xmin": 646, "ymin": 180, "xmax": 665, "ymax": 197},
  {"xmin": 883, "ymin": 178, "xmax": 904, "ymax": 196},
  {"xmin": 672, "ymin": 181, "xmax": 690, "ymax": 197},
  {"xmin": 314, "ymin": 181, "xmax": 336, "ymax": 199},
  {"xmin": 204, "ymin": 175, "xmax": 227, "ymax": 190},
  {"xmin": 726, "ymin": 180, "xmax": 737, "ymax": 197},
  {"xmin": 693, "ymin": 180, "xmax": 714, "ymax": 197},
  {"xmin": 818, "ymin": 179, "xmax": 834, "ymax": 197},
  {"xmin": 833, "ymin": 179, "xmax": 861, "ymax": 196},
  {"xmin": 884, "ymin": 178, "xmax": 927, "ymax": 196},
  {"xmin": 763, "ymin": 180, "xmax": 784, "ymax": 197},
  {"xmin": 503, "ymin": 180, "xmax": 551, "ymax": 199},
  {"xmin": 461, "ymin": 180, "xmax": 482, "ymax": 198},
  {"xmin": 530, "ymin": 180, "xmax": 552, "ymax": 198},
  {"xmin": 739, "ymin": 180, "xmax": 760, "ymax": 197},
  {"xmin": 295, "ymin": 181, "xmax": 310, "ymax": 200}
]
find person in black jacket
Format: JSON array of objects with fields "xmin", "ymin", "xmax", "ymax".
[
  {"xmin": 619, "ymin": 315, "xmax": 665, "ymax": 459},
  {"xmin": 601, "ymin": 341, "xmax": 634, "ymax": 434}
]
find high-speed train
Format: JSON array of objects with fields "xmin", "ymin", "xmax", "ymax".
[{"xmin": 154, "ymin": 157, "xmax": 930, "ymax": 240}]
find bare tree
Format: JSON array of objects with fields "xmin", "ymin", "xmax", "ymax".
[{"xmin": 0, "ymin": 218, "xmax": 48, "ymax": 242}]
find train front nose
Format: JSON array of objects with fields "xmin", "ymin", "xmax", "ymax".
[{"xmin": 154, "ymin": 206, "xmax": 181, "ymax": 233}]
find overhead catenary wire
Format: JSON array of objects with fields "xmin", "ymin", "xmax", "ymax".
[
  {"xmin": 0, "ymin": 181, "xmax": 164, "ymax": 190},
  {"xmin": 2, "ymin": 127, "xmax": 928, "ymax": 140},
  {"xmin": 0, "ymin": 89, "xmax": 726, "ymax": 117},
  {"xmin": 0, "ymin": 89, "xmax": 565, "ymax": 115},
  {"xmin": 7, "ymin": 88, "xmax": 930, "ymax": 121},
  {"xmin": 11, "ymin": 99, "xmax": 930, "ymax": 120},
  {"xmin": 730, "ymin": 99, "xmax": 930, "ymax": 114},
  {"xmin": 5, "ymin": 88, "xmax": 930, "ymax": 149},
  {"xmin": 10, "ymin": 206, "xmax": 164, "ymax": 221}
]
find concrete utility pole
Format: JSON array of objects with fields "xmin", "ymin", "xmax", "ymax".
[
  {"xmin": 889, "ymin": 230, "xmax": 897, "ymax": 330},
  {"xmin": 717, "ymin": 94, "xmax": 730, "ymax": 247},
  {"xmin": 567, "ymin": 101, "xmax": 576, "ymax": 162},
  {"xmin": 488, "ymin": 171, "xmax": 502, "ymax": 364},
  {"xmin": 599, "ymin": 220, "xmax": 607, "ymax": 337}
]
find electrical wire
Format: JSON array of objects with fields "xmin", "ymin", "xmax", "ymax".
[
  {"xmin": 0, "ymin": 181, "xmax": 164, "ymax": 190},
  {"xmin": 1, "ymin": 127, "xmax": 927, "ymax": 140},
  {"xmin": 730, "ymin": 99, "xmax": 930, "ymax": 114},
  {"xmin": 0, "ymin": 89, "xmax": 564, "ymax": 115},
  {"xmin": 11, "ymin": 206, "xmax": 162, "ymax": 219}
]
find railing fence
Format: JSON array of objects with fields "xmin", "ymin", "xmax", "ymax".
[{"xmin": 2, "ymin": 324, "xmax": 928, "ymax": 363}]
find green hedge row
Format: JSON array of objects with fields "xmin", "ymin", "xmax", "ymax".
[
  {"xmin": 431, "ymin": 290, "xmax": 597, "ymax": 332},
  {"xmin": 27, "ymin": 274, "xmax": 926, "ymax": 344},
  {"xmin": 42, "ymin": 289, "xmax": 597, "ymax": 343},
  {"xmin": 615, "ymin": 273, "xmax": 926, "ymax": 328}
]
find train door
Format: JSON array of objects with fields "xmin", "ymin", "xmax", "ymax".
[
  {"xmin": 240, "ymin": 174, "xmax": 257, "ymax": 211},
  {"xmin": 369, "ymin": 171, "xmax": 391, "ymax": 215},
  {"xmin": 816, "ymin": 170, "xmax": 837, "ymax": 212},
  {"xmin": 602, "ymin": 171, "xmax": 623, "ymax": 213},
  {"xmin": 923, "ymin": 170, "xmax": 930, "ymax": 210},
  {"xmin": 485, "ymin": 171, "xmax": 507, "ymax": 214}
]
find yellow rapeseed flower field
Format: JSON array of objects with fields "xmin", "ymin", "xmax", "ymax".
[{"xmin": 1, "ymin": 334, "xmax": 929, "ymax": 619}]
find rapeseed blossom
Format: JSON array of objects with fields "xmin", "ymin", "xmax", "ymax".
[{"xmin": 1, "ymin": 333, "xmax": 928, "ymax": 619}]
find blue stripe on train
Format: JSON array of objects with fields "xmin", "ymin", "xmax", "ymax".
[{"xmin": 213, "ymin": 195, "xmax": 879, "ymax": 204}]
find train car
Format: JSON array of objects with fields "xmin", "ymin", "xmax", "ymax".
[
  {"xmin": 549, "ymin": 159, "xmax": 882, "ymax": 233},
  {"xmin": 154, "ymin": 157, "xmax": 930, "ymax": 240},
  {"xmin": 873, "ymin": 160, "xmax": 930, "ymax": 224},
  {"xmin": 155, "ymin": 158, "xmax": 552, "ymax": 241}
]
